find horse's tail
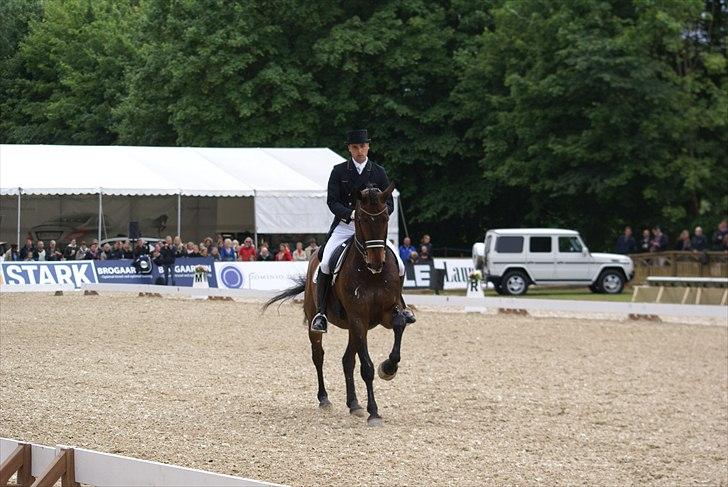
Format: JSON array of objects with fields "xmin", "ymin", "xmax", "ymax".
[{"xmin": 262, "ymin": 275, "xmax": 307, "ymax": 312}]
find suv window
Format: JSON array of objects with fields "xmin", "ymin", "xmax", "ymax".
[
  {"xmin": 495, "ymin": 236, "xmax": 524, "ymax": 253},
  {"xmin": 558, "ymin": 236, "xmax": 583, "ymax": 253},
  {"xmin": 529, "ymin": 236, "xmax": 552, "ymax": 253}
]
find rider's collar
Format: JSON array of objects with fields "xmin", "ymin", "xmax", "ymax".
[{"xmin": 352, "ymin": 158, "xmax": 368, "ymax": 174}]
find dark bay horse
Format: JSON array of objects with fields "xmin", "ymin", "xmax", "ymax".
[{"xmin": 264, "ymin": 184, "xmax": 407, "ymax": 425}]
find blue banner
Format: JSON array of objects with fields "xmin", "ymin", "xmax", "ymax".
[
  {"xmin": 95, "ymin": 259, "xmax": 159, "ymax": 285},
  {"xmin": 0, "ymin": 261, "xmax": 98, "ymax": 288},
  {"xmin": 171, "ymin": 257, "xmax": 217, "ymax": 287}
]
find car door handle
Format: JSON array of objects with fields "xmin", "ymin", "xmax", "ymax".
[{"xmin": 557, "ymin": 261, "xmax": 564, "ymax": 264}]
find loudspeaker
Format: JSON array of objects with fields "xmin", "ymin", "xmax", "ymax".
[{"xmin": 128, "ymin": 221, "xmax": 140, "ymax": 240}]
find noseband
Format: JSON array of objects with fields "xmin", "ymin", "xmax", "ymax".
[{"xmin": 354, "ymin": 206, "xmax": 388, "ymax": 259}]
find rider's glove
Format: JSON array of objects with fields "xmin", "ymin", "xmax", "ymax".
[{"xmin": 351, "ymin": 210, "xmax": 355, "ymax": 220}]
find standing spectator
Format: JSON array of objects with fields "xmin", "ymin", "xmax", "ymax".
[
  {"xmin": 3, "ymin": 244, "xmax": 20, "ymax": 261},
  {"xmin": 46, "ymin": 241, "xmax": 63, "ymax": 261},
  {"xmin": 220, "ymin": 238, "xmax": 236, "ymax": 261},
  {"xmin": 35, "ymin": 241, "xmax": 46, "ymax": 261},
  {"xmin": 399, "ymin": 236, "xmax": 417, "ymax": 262},
  {"xmin": 615, "ymin": 226, "xmax": 636, "ymax": 254},
  {"xmin": 63, "ymin": 239, "xmax": 78, "ymax": 260},
  {"xmin": 420, "ymin": 234, "xmax": 432, "ymax": 256},
  {"xmin": 210, "ymin": 246, "xmax": 221, "ymax": 260},
  {"xmin": 276, "ymin": 243, "xmax": 293, "ymax": 261},
  {"xmin": 19, "ymin": 238, "xmax": 34, "ymax": 260},
  {"xmin": 304, "ymin": 238, "xmax": 319, "ymax": 260},
  {"xmin": 258, "ymin": 246, "xmax": 273, "ymax": 261},
  {"xmin": 232, "ymin": 239, "xmax": 241, "ymax": 255},
  {"xmin": 416, "ymin": 245, "xmax": 433, "ymax": 264},
  {"xmin": 292, "ymin": 241, "xmax": 307, "ymax": 261},
  {"xmin": 133, "ymin": 239, "xmax": 148, "ymax": 258},
  {"xmin": 238, "ymin": 237, "xmax": 257, "ymax": 261},
  {"xmin": 674, "ymin": 230, "xmax": 692, "ymax": 251},
  {"xmin": 85, "ymin": 241, "xmax": 101, "ymax": 260},
  {"xmin": 23, "ymin": 249, "xmax": 35, "ymax": 261},
  {"xmin": 638, "ymin": 229, "xmax": 651, "ymax": 253},
  {"xmin": 200, "ymin": 246, "xmax": 209, "ymax": 257},
  {"xmin": 109, "ymin": 241, "xmax": 124, "ymax": 259},
  {"xmin": 203, "ymin": 237, "xmax": 214, "ymax": 253},
  {"xmin": 649, "ymin": 227, "xmax": 668, "ymax": 252},
  {"xmin": 722, "ymin": 234, "xmax": 728, "ymax": 252},
  {"xmin": 692, "ymin": 226, "xmax": 708, "ymax": 251},
  {"xmin": 712, "ymin": 219, "xmax": 728, "ymax": 250},
  {"xmin": 75, "ymin": 241, "xmax": 89, "ymax": 260},
  {"xmin": 99, "ymin": 243, "xmax": 113, "ymax": 260},
  {"xmin": 122, "ymin": 240, "xmax": 134, "ymax": 259},
  {"xmin": 158, "ymin": 239, "xmax": 176, "ymax": 285}
]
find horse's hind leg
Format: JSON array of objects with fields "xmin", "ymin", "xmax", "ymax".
[
  {"xmin": 309, "ymin": 331, "xmax": 330, "ymax": 408},
  {"xmin": 343, "ymin": 335, "xmax": 365, "ymax": 417},
  {"xmin": 357, "ymin": 339, "xmax": 382, "ymax": 426}
]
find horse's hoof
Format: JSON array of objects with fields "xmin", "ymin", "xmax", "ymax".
[
  {"xmin": 350, "ymin": 406, "xmax": 367, "ymax": 418},
  {"xmin": 319, "ymin": 398, "xmax": 332, "ymax": 409},
  {"xmin": 378, "ymin": 362, "xmax": 397, "ymax": 381},
  {"xmin": 367, "ymin": 416, "xmax": 383, "ymax": 427}
]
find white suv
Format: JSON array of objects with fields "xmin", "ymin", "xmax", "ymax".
[{"xmin": 472, "ymin": 229, "xmax": 634, "ymax": 295}]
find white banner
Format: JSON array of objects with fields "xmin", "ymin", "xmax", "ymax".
[
  {"xmin": 214, "ymin": 261, "xmax": 308, "ymax": 290},
  {"xmin": 434, "ymin": 258, "xmax": 474, "ymax": 290},
  {"xmin": 0, "ymin": 260, "xmax": 98, "ymax": 288}
]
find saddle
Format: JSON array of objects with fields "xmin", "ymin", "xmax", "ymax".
[{"xmin": 314, "ymin": 236, "xmax": 353, "ymax": 284}]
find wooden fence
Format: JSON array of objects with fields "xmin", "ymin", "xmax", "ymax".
[{"xmin": 630, "ymin": 251, "xmax": 728, "ymax": 285}]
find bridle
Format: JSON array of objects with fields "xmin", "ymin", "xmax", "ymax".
[{"xmin": 354, "ymin": 205, "xmax": 388, "ymax": 260}]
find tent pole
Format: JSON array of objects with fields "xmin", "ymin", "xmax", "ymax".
[
  {"xmin": 177, "ymin": 191, "xmax": 181, "ymax": 240},
  {"xmin": 16, "ymin": 188, "xmax": 21, "ymax": 248},
  {"xmin": 252, "ymin": 191, "xmax": 258, "ymax": 248},
  {"xmin": 398, "ymin": 195, "xmax": 409, "ymax": 240},
  {"xmin": 98, "ymin": 190, "xmax": 103, "ymax": 243}
]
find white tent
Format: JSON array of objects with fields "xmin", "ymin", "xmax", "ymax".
[{"xmin": 0, "ymin": 144, "xmax": 399, "ymax": 246}]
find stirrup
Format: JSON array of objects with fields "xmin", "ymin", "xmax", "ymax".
[{"xmin": 310, "ymin": 312, "xmax": 328, "ymax": 333}]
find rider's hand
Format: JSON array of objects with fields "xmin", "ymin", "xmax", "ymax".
[{"xmin": 351, "ymin": 210, "xmax": 355, "ymax": 220}]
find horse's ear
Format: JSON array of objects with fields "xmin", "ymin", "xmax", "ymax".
[
  {"xmin": 379, "ymin": 183, "xmax": 395, "ymax": 203},
  {"xmin": 358, "ymin": 188, "xmax": 367, "ymax": 200}
]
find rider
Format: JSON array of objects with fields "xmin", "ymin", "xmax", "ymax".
[{"xmin": 310, "ymin": 129, "xmax": 416, "ymax": 333}]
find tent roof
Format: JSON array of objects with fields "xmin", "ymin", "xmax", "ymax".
[{"xmin": 0, "ymin": 145, "xmax": 347, "ymax": 197}]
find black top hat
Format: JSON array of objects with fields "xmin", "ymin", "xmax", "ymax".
[{"xmin": 346, "ymin": 129, "xmax": 370, "ymax": 145}]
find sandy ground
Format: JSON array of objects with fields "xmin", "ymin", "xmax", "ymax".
[{"xmin": 1, "ymin": 293, "xmax": 726, "ymax": 486}]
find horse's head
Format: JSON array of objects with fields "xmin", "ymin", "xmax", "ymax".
[{"xmin": 355, "ymin": 183, "xmax": 395, "ymax": 274}]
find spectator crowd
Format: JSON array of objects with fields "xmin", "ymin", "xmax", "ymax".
[{"xmin": 614, "ymin": 219, "xmax": 728, "ymax": 254}]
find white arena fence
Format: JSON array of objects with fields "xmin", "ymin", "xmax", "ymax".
[
  {"xmin": 0, "ymin": 437, "xmax": 281, "ymax": 487},
  {"xmin": 0, "ymin": 258, "xmax": 473, "ymax": 291},
  {"xmin": 0, "ymin": 438, "xmax": 279, "ymax": 487}
]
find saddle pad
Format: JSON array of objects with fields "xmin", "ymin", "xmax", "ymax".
[{"xmin": 313, "ymin": 237, "xmax": 353, "ymax": 284}]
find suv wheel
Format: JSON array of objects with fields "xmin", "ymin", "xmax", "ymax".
[
  {"xmin": 599, "ymin": 270, "xmax": 624, "ymax": 294},
  {"xmin": 502, "ymin": 270, "xmax": 529, "ymax": 296}
]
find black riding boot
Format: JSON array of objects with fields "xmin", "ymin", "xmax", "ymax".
[
  {"xmin": 399, "ymin": 276, "xmax": 416, "ymax": 324},
  {"xmin": 311, "ymin": 270, "xmax": 332, "ymax": 333}
]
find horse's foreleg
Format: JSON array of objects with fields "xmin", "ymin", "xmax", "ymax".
[
  {"xmin": 342, "ymin": 336, "xmax": 364, "ymax": 416},
  {"xmin": 357, "ymin": 339, "xmax": 381, "ymax": 425},
  {"xmin": 309, "ymin": 331, "xmax": 330, "ymax": 408},
  {"xmin": 379, "ymin": 313, "xmax": 406, "ymax": 381}
]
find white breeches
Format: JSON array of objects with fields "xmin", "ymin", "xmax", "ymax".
[{"xmin": 321, "ymin": 222, "xmax": 404, "ymax": 276}]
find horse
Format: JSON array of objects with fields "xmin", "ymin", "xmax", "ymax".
[{"xmin": 264, "ymin": 183, "xmax": 408, "ymax": 426}]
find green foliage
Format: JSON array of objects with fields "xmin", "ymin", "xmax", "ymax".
[{"xmin": 0, "ymin": 0, "xmax": 725, "ymax": 250}]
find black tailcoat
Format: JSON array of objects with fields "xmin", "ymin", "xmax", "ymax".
[{"xmin": 327, "ymin": 158, "xmax": 394, "ymax": 234}]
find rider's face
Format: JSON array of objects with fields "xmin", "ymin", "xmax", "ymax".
[{"xmin": 348, "ymin": 143, "xmax": 369, "ymax": 163}]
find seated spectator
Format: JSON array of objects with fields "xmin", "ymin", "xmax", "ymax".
[
  {"xmin": 220, "ymin": 238, "xmax": 236, "ymax": 261},
  {"xmin": 3, "ymin": 243, "xmax": 20, "ymax": 261},
  {"xmin": 304, "ymin": 238, "xmax": 319, "ymax": 260},
  {"xmin": 99, "ymin": 243, "xmax": 113, "ymax": 260},
  {"xmin": 674, "ymin": 230, "xmax": 692, "ymax": 251},
  {"xmin": 75, "ymin": 241, "xmax": 89, "ymax": 260},
  {"xmin": 184, "ymin": 241, "xmax": 198, "ymax": 257},
  {"xmin": 46, "ymin": 240, "xmax": 63, "ymax": 261},
  {"xmin": 63, "ymin": 239, "xmax": 78, "ymax": 260},
  {"xmin": 638, "ymin": 229, "xmax": 651, "ymax": 253},
  {"xmin": 23, "ymin": 250, "xmax": 35, "ymax": 261},
  {"xmin": 35, "ymin": 240, "xmax": 46, "ymax": 261},
  {"xmin": 649, "ymin": 226, "xmax": 668, "ymax": 252},
  {"xmin": 19, "ymin": 238, "xmax": 34, "ymax": 260},
  {"xmin": 712, "ymin": 219, "xmax": 728, "ymax": 250},
  {"xmin": 258, "ymin": 246, "xmax": 273, "ymax": 261},
  {"xmin": 420, "ymin": 234, "xmax": 432, "ymax": 256},
  {"xmin": 615, "ymin": 226, "xmax": 636, "ymax": 254},
  {"xmin": 276, "ymin": 243, "xmax": 292, "ymax": 261},
  {"xmin": 233, "ymin": 239, "xmax": 241, "ymax": 254},
  {"xmin": 199, "ymin": 246, "xmax": 209, "ymax": 257},
  {"xmin": 210, "ymin": 246, "xmax": 221, "ymax": 260},
  {"xmin": 399, "ymin": 236, "xmax": 417, "ymax": 262},
  {"xmin": 238, "ymin": 237, "xmax": 257, "ymax": 262},
  {"xmin": 408, "ymin": 251, "xmax": 419, "ymax": 265},
  {"xmin": 692, "ymin": 226, "xmax": 708, "ymax": 251},
  {"xmin": 122, "ymin": 240, "xmax": 134, "ymax": 259},
  {"xmin": 133, "ymin": 239, "xmax": 148, "ymax": 258},
  {"xmin": 416, "ymin": 245, "xmax": 433, "ymax": 264},
  {"xmin": 203, "ymin": 237, "xmax": 214, "ymax": 253},
  {"xmin": 292, "ymin": 241, "xmax": 307, "ymax": 261},
  {"xmin": 85, "ymin": 241, "xmax": 101, "ymax": 260},
  {"xmin": 109, "ymin": 241, "xmax": 124, "ymax": 259}
]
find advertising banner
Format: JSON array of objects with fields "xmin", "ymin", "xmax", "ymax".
[
  {"xmin": 215, "ymin": 261, "xmax": 308, "ymax": 290},
  {"xmin": 434, "ymin": 258, "xmax": 474, "ymax": 290},
  {"xmin": 171, "ymin": 258, "xmax": 217, "ymax": 287},
  {"xmin": 95, "ymin": 259, "xmax": 158, "ymax": 285},
  {"xmin": 0, "ymin": 260, "xmax": 98, "ymax": 288},
  {"xmin": 402, "ymin": 262, "xmax": 433, "ymax": 289}
]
